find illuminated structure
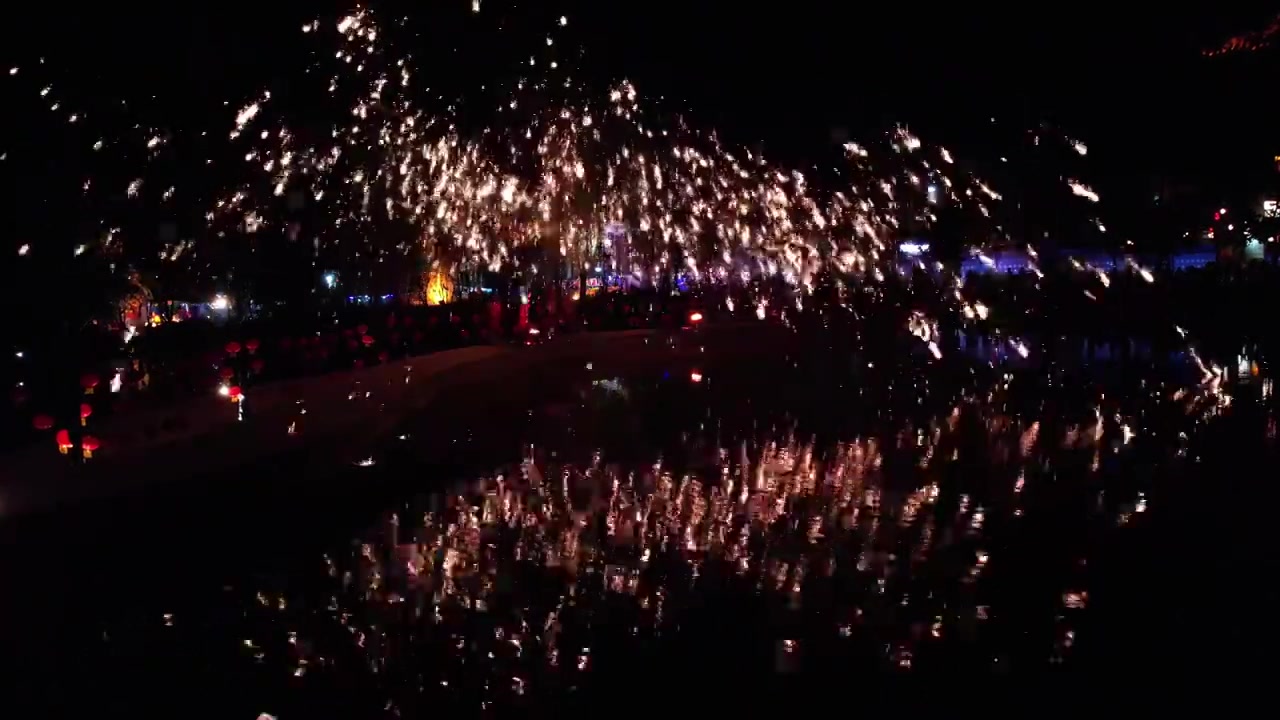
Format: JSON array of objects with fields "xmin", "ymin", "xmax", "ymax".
[{"xmin": 424, "ymin": 271, "xmax": 454, "ymax": 305}]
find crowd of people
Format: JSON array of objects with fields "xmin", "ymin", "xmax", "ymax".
[
  {"xmin": 2, "ymin": 283, "xmax": 743, "ymax": 455},
  {"xmin": 7, "ymin": 258, "xmax": 1279, "ymax": 458}
]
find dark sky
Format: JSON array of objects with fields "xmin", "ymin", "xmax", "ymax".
[
  {"xmin": 6, "ymin": 2, "xmax": 1278, "ymax": 210},
  {"xmin": 2, "ymin": 1, "xmax": 1275, "ymax": 320}
]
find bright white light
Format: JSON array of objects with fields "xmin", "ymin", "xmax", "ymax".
[
  {"xmin": 218, "ymin": 384, "xmax": 230, "ymax": 396},
  {"xmin": 899, "ymin": 242, "xmax": 930, "ymax": 256},
  {"xmin": 110, "ymin": 372, "xmax": 123, "ymax": 393},
  {"xmin": 210, "ymin": 294, "xmax": 230, "ymax": 310},
  {"xmin": 324, "ymin": 273, "xmax": 337, "ymax": 288}
]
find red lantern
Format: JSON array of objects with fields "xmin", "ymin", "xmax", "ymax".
[
  {"xmin": 219, "ymin": 367, "xmax": 235, "ymax": 381},
  {"xmin": 225, "ymin": 340, "xmax": 242, "ymax": 356},
  {"xmin": 81, "ymin": 373, "xmax": 100, "ymax": 395},
  {"xmin": 228, "ymin": 385, "xmax": 242, "ymax": 400},
  {"xmin": 56, "ymin": 429, "xmax": 72, "ymax": 454},
  {"xmin": 353, "ymin": 359, "xmax": 364, "ymax": 369},
  {"xmin": 79, "ymin": 402, "xmax": 93, "ymax": 427},
  {"xmin": 81, "ymin": 435, "xmax": 100, "ymax": 459},
  {"xmin": 356, "ymin": 324, "xmax": 368, "ymax": 335},
  {"xmin": 32, "ymin": 414, "xmax": 54, "ymax": 431},
  {"xmin": 378, "ymin": 351, "xmax": 389, "ymax": 363},
  {"xmin": 361, "ymin": 335, "xmax": 375, "ymax": 347},
  {"xmin": 245, "ymin": 338, "xmax": 260, "ymax": 354},
  {"xmin": 250, "ymin": 358, "xmax": 265, "ymax": 373}
]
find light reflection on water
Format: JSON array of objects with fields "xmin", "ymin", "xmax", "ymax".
[{"xmin": 231, "ymin": 352, "xmax": 1214, "ymax": 711}]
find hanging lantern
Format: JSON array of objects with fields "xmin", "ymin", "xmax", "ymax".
[
  {"xmin": 228, "ymin": 385, "xmax": 242, "ymax": 401},
  {"xmin": 362, "ymin": 334, "xmax": 375, "ymax": 347},
  {"xmin": 81, "ymin": 373, "xmax": 100, "ymax": 395},
  {"xmin": 56, "ymin": 429, "xmax": 73, "ymax": 454},
  {"xmin": 245, "ymin": 338, "xmax": 260, "ymax": 354},
  {"xmin": 79, "ymin": 402, "xmax": 93, "ymax": 427},
  {"xmin": 81, "ymin": 435, "xmax": 100, "ymax": 459},
  {"xmin": 425, "ymin": 271, "xmax": 454, "ymax": 306},
  {"xmin": 32, "ymin": 414, "xmax": 54, "ymax": 431},
  {"xmin": 356, "ymin": 324, "xmax": 368, "ymax": 335},
  {"xmin": 250, "ymin": 358, "xmax": 265, "ymax": 373},
  {"xmin": 219, "ymin": 366, "xmax": 235, "ymax": 381},
  {"xmin": 225, "ymin": 340, "xmax": 242, "ymax": 356},
  {"xmin": 378, "ymin": 351, "xmax": 389, "ymax": 363}
]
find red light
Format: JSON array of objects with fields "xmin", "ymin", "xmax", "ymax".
[
  {"xmin": 1214, "ymin": 212, "xmax": 1221, "ymax": 221},
  {"xmin": 689, "ymin": 312, "xmax": 703, "ymax": 323}
]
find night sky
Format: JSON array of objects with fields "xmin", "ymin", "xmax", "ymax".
[{"xmin": 4, "ymin": 2, "xmax": 1277, "ymax": 242}]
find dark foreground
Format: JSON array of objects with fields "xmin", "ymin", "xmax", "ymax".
[{"xmin": 4, "ymin": 324, "xmax": 1278, "ymax": 714}]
